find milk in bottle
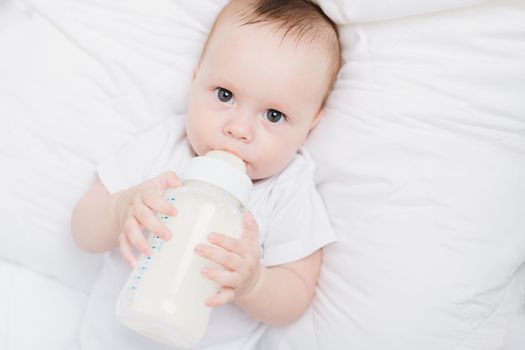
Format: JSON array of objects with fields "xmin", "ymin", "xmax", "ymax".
[{"xmin": 115, "ymin": 150, "xmax": 252, "ymax": 348}]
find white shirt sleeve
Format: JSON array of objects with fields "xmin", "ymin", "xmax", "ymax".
[
  {"xmin": 261, "ymin": 150, "xmax": 337, "ymax": 267},
  {"xmin": 96, "ymin": 116, "xmax": 187, "ymax": 193}
]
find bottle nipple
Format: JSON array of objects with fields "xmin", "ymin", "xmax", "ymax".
[
  {"xmin": 206, "ymin": 150, "xmax": 246, "ymax": 172},
  {"xmin": 181, "ymin": 150, "xmax": 252, "ymax": 207}
]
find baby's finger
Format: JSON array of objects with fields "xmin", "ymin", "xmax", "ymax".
[
  {"xmin": 242, "ymin": 212, "xmax": 259, "ymax": 243},
  {"xmin": 123, "ymin": 216, "xmax": 151, "ymax": 256},
  {"xmin": 201, "ymin": 267, "xmax": 242, "ymax": 289},
  {"xmin": 156, "ymin": 170, "xmax": 183, "ymax": 190},
  {"xmin": 207, "ymin": 233, "xmax": 245, "ymax": 256},
  {"xmin": 204, "ymin": 287, "xmax": 235, "ymax": 308},
  {"xmin": 195, "ymin": 243, "xmax": 241, "ymax": 271},
  {"xmin": 134, "ymin": 205, "xmax": 171, "ymax": 241},
  {"xmin": 142, "ymin": 192, "xmax": 177, "ymax": 217},
  {"xmin": 118, "ymin": 233, "xmax": 137, "ymax": 267}
]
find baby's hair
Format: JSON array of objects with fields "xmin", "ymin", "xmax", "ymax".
[{"xmin": 203, "ymin": 0, "xmax": 341, "ymax": 98}]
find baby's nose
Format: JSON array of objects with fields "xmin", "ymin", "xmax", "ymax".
[{"xmin": 223, "ymin": 116, "xmax": 254, "ymax": 142}]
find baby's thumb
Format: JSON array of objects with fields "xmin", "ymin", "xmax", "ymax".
[
  {"xmin": 158, "ymin": 170, "xmax": 183, "ymax": 189},
  {"xmin": 242, "ymin": 212, "xmax": 259, "ymax": 243}
]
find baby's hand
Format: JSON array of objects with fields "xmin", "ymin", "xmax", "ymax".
[
  {"xmin": 195, "ymin": 212, "xmax": 262, "ymax": 307},
  {"xmin": 112, "ymin": 171, "xmax": 182, "ymax": 266}
]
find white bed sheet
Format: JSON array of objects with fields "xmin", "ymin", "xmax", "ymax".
[{"xmin": 1, "ymin": 0, "xmax": 524, "ymax": 349}]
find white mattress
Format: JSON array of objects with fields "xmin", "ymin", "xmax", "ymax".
[{"xmin": 0, "ymin": 0, "xmax": 524, "ymax": 349}]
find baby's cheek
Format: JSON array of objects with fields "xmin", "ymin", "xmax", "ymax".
[{"xmin": 250, "ymin": 156, "xmax": 289, "ymax": 180}]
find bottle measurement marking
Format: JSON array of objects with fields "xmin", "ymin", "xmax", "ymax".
[{"xmin": 126, "ymin": 196, "xmax": 176, "ymax": 296}]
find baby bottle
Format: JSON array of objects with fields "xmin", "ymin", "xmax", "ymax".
[{"xmin": 115, "ymin": 150, "xmax": 252, "ymax": 348}]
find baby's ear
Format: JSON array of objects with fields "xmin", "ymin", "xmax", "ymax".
[{"xmin": 309, "ymin": 109, "xmax": 324, "ymax": 130}]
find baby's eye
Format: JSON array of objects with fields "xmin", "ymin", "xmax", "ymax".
[
  {"xmin": 215, "ymin": 87, "xmax": 234, "ymax": 105},
  {"xmin": 265, "ymin": 109, "xmax": 285, "ymax": 123}
]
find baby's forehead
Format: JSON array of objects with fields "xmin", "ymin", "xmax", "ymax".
[
  {"xmin": 220, "ymin": 5, "xmax": 333, "ymax": 48},
  {"xmin": 207, "ymin": 19, "xmax": 333, "ymax": 80},
  {"xmin": 209, "ymin": 14, "xmax": 335, "ymax": 67},
  {"xmin": 204, "ymin": 0, "xmax": 341, "ymax": 92}
]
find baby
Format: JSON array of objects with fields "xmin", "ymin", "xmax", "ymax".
[{"xmin": 72, "ymin": 0, "xmax": 341, "ymax": 349}]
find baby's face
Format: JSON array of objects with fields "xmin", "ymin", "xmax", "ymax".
[{"xmin": 186, "ymin": 17, "xmax": 332, "ymax": 180}]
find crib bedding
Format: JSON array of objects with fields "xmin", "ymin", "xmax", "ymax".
[{"xmin": 1, "ymin": 0, "xmax": 524, "ymax": 349}]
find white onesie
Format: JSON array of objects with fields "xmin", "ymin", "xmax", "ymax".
[{"xmin": 78, "ymin": 116, "xmax": 336, "ymax": 350}]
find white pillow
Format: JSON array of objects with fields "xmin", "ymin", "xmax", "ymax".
[
  {"xmin": 0, "ymin": 260, "xmax": 87, "ymax": 350},
  {"xmin": 2, "ymin": 0, "xmax": 524, "ymax": 349},
  {"xmin": 260, "ymin": 0, "xmax": 525, "ymax": 349},
  {"xmin": 315, "ymin": 0, "xmax": 489, "ymax": 23}
]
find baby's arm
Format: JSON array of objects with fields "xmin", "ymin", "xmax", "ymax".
[
  {"xmin": 71, "ymin": 171, "xmax": 181, "ymax": 265},
  {"xmin": 236, "ymin": 250, "xmax": 322, "ymax": 326},
  {"xmin": 196, "ymin": 213, "xmax": 322, "ymax": 325},
  {"xmin": 71, "ymin": 179, "xmax": 121, "ymax": 253}
]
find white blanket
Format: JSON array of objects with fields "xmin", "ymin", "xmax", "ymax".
[{"xmin": 1, "ymin": 0, "xmax": 524, "ymax": 349}]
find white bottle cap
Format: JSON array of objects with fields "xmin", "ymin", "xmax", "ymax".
[{"xmin": 181, "ymin": 151, "xmax": 252, "ymax": 207}]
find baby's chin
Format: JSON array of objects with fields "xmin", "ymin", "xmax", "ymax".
[
  {"xmin": 247, "ymin": 163, "xmax": 287, "ymax": 182},
  {"xmin": 246, "ymin": 164, "xmax": 265, "ymax": 182}
]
